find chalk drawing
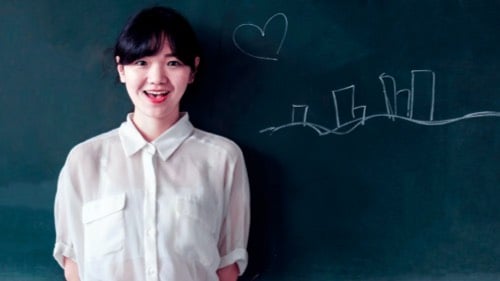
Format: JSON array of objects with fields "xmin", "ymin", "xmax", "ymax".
[
  {"xmin": 260, "ymin": 70, "xmax": 500, "ymax": 136},
  {"xmin": 232, "ymin": 13, "xmax": 288, "ymax": 61}
]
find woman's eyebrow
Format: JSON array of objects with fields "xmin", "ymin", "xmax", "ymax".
[{"xmin": 163, "ymin": 53, "xmax": 177, "ymax": 58}]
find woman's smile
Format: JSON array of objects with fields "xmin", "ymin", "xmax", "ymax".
[{"xmin": 143, "ymin": 91, "xmax": 170, "ymax": 104}]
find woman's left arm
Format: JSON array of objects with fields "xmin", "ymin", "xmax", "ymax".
[
  {"xmin": 217, "ymin": 263, "xmax": 239, "ymax": 281},
  {"xmin": 217, "ymin": 146, "xmax": 250, "ymax": 280}
]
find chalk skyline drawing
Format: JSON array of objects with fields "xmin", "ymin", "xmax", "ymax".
[
  {"xmin": 260, "ymin": 70, "xmax": 500, "ymax": 136},
  {"xmin": 232, "ymin": 12, "xmax": 288, "ymax": 61}
]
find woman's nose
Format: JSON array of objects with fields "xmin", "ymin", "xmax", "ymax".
[{"xmin": 148, "ymin": 64, "xmax": 168, "ymax": 84}]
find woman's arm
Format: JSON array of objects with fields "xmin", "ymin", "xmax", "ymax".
[
  {"xmin": 217, "ymin": 263, "xmax": 239, "ymax": 281},
  {"xmin": 63, "ymin": 256, "xmax": 80, "ymax": 281}
]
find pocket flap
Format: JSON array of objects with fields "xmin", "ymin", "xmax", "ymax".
[
  {"xmin": 82, "ymin": 193, "xmax": 126, "ymax": 224},
  {"xmin": 176, "ymin": 196, "xmax": 206, "ymax": 218},
  {"xmin": 176, "ymin": 196, "xmax": 216, "ymax": 234}
]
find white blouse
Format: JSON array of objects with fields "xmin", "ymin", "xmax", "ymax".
[{"xmin": 53, "ymin": 113, "xmax": 250, "ymax": 281}]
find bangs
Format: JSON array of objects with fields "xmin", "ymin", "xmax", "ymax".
[
  {"xmin": 114, "ymin": 7, "xmax": 201, "ymax": 69},
  {"xmin": 118, "ymin": 31, "xmax": 170, "ymax": 65}
]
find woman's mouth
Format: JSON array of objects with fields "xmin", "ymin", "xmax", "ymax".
[{"xmin": 144, "ymin": 91, "xmax": 169, "ymax": 104}]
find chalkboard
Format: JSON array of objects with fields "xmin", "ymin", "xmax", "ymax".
[{"xmin": 1, "ymin": 1, "xmax": 499, "ymax": 280}]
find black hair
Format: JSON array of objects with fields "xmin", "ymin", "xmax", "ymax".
[{"xmin": 114, "ymin": 6, "xmax": 201, "ymax": 70}]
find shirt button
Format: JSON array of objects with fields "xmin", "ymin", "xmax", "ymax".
[
  {"xmin": 147, "ymin": 228, "xmax": 155, "ymax": 236},
  {"xmin": 145, "ymin": 144, "xmax": 156, "ymax": 155},
  {"xmin": 147, "ymin": 267, "xmax": 156, "ymax": 275}
]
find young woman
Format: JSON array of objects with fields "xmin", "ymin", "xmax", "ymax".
[{"xmin": 53, "ymin": 6, "xmax": 250, "ymax": 281}]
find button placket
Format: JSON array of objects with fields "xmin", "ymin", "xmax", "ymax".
[{"xmin": 142, "ymin": 146, "xmax": 159, "ymax": 281}]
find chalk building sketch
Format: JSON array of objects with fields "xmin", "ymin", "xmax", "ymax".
[{"xmin": 260, "ymin": 70, "xmax": 500, "ymax": 136}]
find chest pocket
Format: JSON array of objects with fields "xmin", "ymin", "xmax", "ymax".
[
  {"xmin": 82, "ymin": 193, "xmax": 126, "ymax": 260},
  {"xmin": 175, "ymin": 196, "xmax": 220, "ymax": 269}
]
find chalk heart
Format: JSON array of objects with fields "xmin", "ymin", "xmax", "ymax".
[{"xmin": 232, "ymin": 13, "xmax": 288, "ymax": 61}]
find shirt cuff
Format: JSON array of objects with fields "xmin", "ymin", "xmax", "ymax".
[
  {"xmin": 53, "ymin": 242, "xmax": 76, "ymax": 268},
  {"xmin": 219, "ymin": 248, "xmax": 248, "ymax": 276}
]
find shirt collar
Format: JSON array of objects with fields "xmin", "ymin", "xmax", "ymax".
[{"xmin": 119, "ymin": 113, "xmax": 194, "ymax": 161}]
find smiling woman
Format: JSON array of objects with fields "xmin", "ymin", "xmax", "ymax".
[
  {"xmin": 115, "ymin": 42, "xmax": 199, "ymax": 140},
  {"xmin": 52, "ymin": 6, "xmax": 250, "ymax": 281},
  {"xmin": 113, "ymin": 6, "xmax": 201, "ymax": 141}
]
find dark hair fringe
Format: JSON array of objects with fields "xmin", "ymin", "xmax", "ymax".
[{"xmin": 114, "ymin": 6, "xmax": 201, "ymax": 70}]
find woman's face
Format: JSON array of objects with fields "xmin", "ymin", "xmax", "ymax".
[{"xmin": 116, "ymin": 41, "xmax": 199, "ymax": 126}]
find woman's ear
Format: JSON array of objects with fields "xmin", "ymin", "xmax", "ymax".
[
  {"xmin": 115, "ymin": 56, "xmax": 126, "ymax": 83},
  {"xmin": 189, "ymin": 56, "xmax": 201, "ymax": 83},
  {"xmin": 194, "ymin": 56, "xmax": 200, "ymax": 70}
]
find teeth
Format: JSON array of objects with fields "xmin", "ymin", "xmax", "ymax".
[{"xmin": 144, "ymin": 91, "xmax": 168, "ymax": 97}]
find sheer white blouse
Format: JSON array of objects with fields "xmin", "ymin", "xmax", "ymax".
[{"xmin": 53, "ymin": 113, "xmax": 250, "ymax": 281}]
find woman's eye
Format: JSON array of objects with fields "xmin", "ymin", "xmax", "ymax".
[
  {"xmin": 133, "ymin": 60, "xmax": 147, "ymax": 66},
  {"xmin": 167, "ymin": 60, "xmax": 183, "ymax": 67}
]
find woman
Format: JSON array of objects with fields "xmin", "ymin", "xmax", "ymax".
[{"xmin": 53, "ymin": 6, "xmax": 250, "ymax": 281}]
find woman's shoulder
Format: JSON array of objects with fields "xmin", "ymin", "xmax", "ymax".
[
  {"xmin": 189, "ymin": 128, "xmax": 244, "ymax": 157},
  {"xmin": 66, "ymin": 128, "xmax": 120, "ymax": 162}
]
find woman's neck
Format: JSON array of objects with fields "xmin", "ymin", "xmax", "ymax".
[{"xmin": 131, "ymin": 112, "xmax": 180, "ymax": 142}]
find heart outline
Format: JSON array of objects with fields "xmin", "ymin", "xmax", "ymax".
[{"xmin": 232, "ymin": 12, "xmax": 289, "ymax": 61}]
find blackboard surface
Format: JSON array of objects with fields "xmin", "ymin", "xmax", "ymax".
[{"xmin": 1, "ymin": 1, "xmax": 499, "ymax": 280}]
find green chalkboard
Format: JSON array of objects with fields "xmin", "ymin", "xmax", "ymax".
[{"xmin": 1, "ymin": 1, "xmax": 499, "ymax": 280}]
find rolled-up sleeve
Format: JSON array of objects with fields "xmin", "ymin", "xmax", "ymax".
[
  {"xmin": 218, "ymin": 148, "xmax": 251, "ymax": 275},
  {"xmin": 53, "ymin": 162, "xmax": 81, "ymax": 268}
]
